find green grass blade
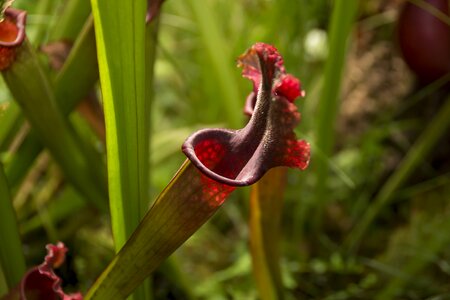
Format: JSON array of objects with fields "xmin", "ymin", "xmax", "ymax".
[
  {"xmin": 0, "ymin": 164, "xmax": 26, "ymax": 289},
  {"xmin": 144, "ymin": 15, "xmax": 160, "ymax": 214},
  {"xmin": 0, "ymin": 102, "xmax": 22, "ymax": 152},
  {"xmin": 27, "ymin": 0, "xmax": 58, "ymax": 45},
  {"xmin": 312, "ymin": 0, "xmax": 359, "ymax": 229},
  {"xmin": 375, "ymin": 215, "xmax": 450, "ymax": 300},
  {"xmin": 20, "ymin": 186, "xmax": 86, "ymax": 236},
  {"xmin": 4, "ymin": 132, "xmax": 41, "ymax": 188},
  {"xmin": 346, "ymin": 96, "xmax": 450, "ymax": 252},
  {"xmin": 49, "ymin": 0, "xmax": 92, "ymax": 41},
  {"xmin": 55, "ymin": 16, "xmax": 98, "ymax": 114},
  {"xmin": 90, "ymin": 0, "xmax": 147, "ymax": 249},
  {"xmin": 2, "ymin": 40, "xmax": 108, "ymax": 211}
]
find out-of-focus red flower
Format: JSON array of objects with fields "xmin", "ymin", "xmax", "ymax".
[
  {"xmin": 2, "ymin": 242, "xmax": 82, "ymax": 300},
  {"xmin": 182, "ymin": 42, "xmax": 310, "ymax": 187},
  {"xmin": 397, "ymin": 0, "xmax": 450, "ymax": 83},
  {"xmin": 0, "ymin": 8, "xmax": 26, "ymax": 71},
  {"xmin": 20, "ymin": 242, "xmax": 82, "ymax": 300}
]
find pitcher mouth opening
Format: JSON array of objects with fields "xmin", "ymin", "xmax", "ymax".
[
  {"xmin": 0, "ymin": 8, "xmax": 26, "ymax": 47},
  {"xmin": 182, "ymin": 128, "xmax": 261, "ymax": 187}
]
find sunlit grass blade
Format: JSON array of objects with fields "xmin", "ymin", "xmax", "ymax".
[
  {"xmin": 249, "ymin": 168, "xmax": 286, "ymax": 300},
  {"xmin": 90, "ymin": 1, "xmax": 149, "ymax": 299},
  {"xmin": 91, "ymin": 0, "xmax": 147, "ymax": 247},
  {"xmin": 346, "ymin": 95, "xmax": 450, "ymax": 252},
  {"xmin": 312, "ymin": 0, "xmax": 359, "ymax": 230},
  {"xmin": 85, "ymin": 160, "xmax": 235, "ymax": 300},
  {"xmin": 0, "ymin": 164, "xmax": 26, "ymax": 290},
  {"xmin": 2, "ymin": 40, "xmax": 108, "ymax": 211}
]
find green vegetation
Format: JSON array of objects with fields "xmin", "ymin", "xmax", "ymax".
[{"xmin": 1, "ymin": 0, "xmax": 449, "ymax": 299}]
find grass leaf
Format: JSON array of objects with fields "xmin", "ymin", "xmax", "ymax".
[
  {"xmin": 312, "ymin": 0, "xmax": 359, "ymax": 229},
  {"xmin": 249, "ymin": 168, "xmax": 287, "ymax": 300},
  {"xmin": 347, "ymin": 96, "xmax": 450, "ymax": 252},
  {"xmin": 90, "ymin": 0, "xmax": 148, "ymax": 249},
  {"xmin": 0, "ymin": 163, "xmax": 26, "ymax": 289}
]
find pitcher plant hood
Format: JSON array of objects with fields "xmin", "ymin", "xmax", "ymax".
[{"xmin": 182, "ymin": 42, "xmax": 310, "ymax": 187}]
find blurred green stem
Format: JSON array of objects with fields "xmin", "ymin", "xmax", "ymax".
[
  {"xmin": 160, "ymin": 257, "xmax": 195, "ymax": 300},
  {"xmin": 142, "ymin": 10, "xmax": 161, "ymax": 300},
  {"xmin": 55, "ymin": 16, "xmax": 98, "ymax": 114},
  {"xmin": 2, "ymin": 40, "xmax": 108, "ymax": 211},
  {"xmin": 5, "ymin": 132, "xmax": 43, "ymax": 188},
  {"xmin": 20, "ymin": 186, "xmax": 86, "ymax": 236},
  {"xmin": 49, "ymin": 0, "xmax": 92, "ymax": 41},
  {"xmin": 250, "ymin": 168, "xmax": 287, "ymax": 300},
  {"xmin": 29, "ymin": 0, "xmax": 58, "ymax": 45},
  {"xmin": 5, "ymin": 17, "xmax": 99, "ymax": 189},
  {"xmin": 346, "ymin": 96, "xmax": 450, "ymax": 252},
  {"xmin": 32, "ymin": 163, "xmax": 62, "ymax": 243},
  {"xmin": 0, "ymin": 164, "xmax": 26, "ymax": 290},
  {"xmin": 2, "ymin": 3, "xmax": 97, "ymax": 192},
  {"xmin": 312, "ymin": 0, "xmax": 358, "ymax": 231},
  {"xmin": 144, "ymin": 14, "xmax": 160, "ymax": 213},
  {"xmin": 0, "ymin": 102, "xmax": 22, "ymax": 152},
  {"xmin": 185, "ymin": 0, "xmax": 242, "ymax": 128}
]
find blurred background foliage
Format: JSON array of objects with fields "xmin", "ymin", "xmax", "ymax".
[{"xmin": 1, "ymin": 0, "xmax": 450, "ymax": 299}]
